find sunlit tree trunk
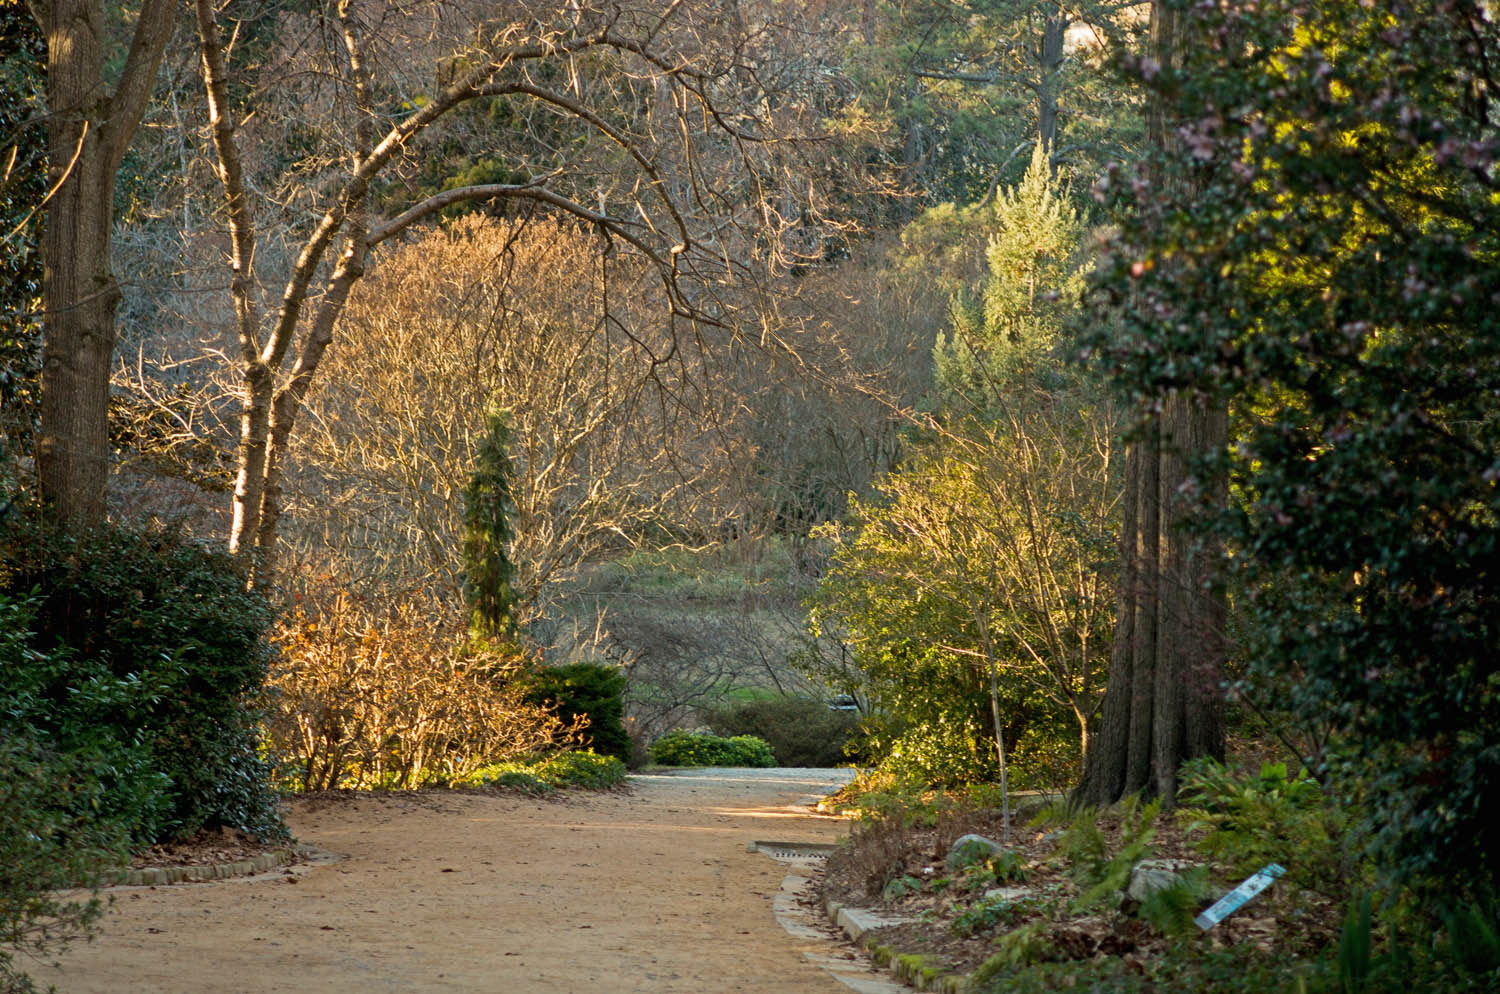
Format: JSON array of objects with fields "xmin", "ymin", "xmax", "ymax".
[{"xmin": 33, "ymin": 0, "xmax": 173, "ymax": 528}]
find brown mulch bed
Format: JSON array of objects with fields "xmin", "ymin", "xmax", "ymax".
[{"xmin": 128, "ymin": 827, "xmax": 285, "ymax": 869}]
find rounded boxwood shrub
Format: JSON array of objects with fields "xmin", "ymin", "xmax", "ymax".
[
  {"xmin": 649, "ymin": 730, "xmax": 776, "ymax": 768},
  {"xmin": 521, "ymin": 662, "xmax": 631, "ymax": 763}
]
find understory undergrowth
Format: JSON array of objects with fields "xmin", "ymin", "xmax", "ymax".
[{"xmin": 822, "ymin": 761, "xmax": 1500, "ymax": 993}]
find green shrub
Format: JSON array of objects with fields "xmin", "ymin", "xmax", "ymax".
[
  {"xmin": 1, "ymin": 730, "xmax": 130, "ymax": 993},
  {"xmin": 705, "ymin": 695, "xmax": 865, "ymax": 767},
  {"xmin": 521, "ymin": 663, "xmax": 630, "ymax": 763},
  {"xmin": 0, "ymin": 512, "xmax": 285, "ymax": 843},
  {"xmin": 649, "ymin": 730, "xmax": 776, "ymax": 767},
  {"xmin": 531, "ymin": 750, "xmax": 627, "ymax": 789},
  {"xmin": 459, "ymin": 749, "xmax": 627, "ymax": 792},
  {"xmin": 475, "ymin": 768, "xmax": 551, "ymax": 795},
  {"xmin": 1, "ymin": 590, "xmax": 173, "ymax": 843}
]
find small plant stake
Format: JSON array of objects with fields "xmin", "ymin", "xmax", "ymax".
[{"xmin": 1194, "ymin": 863, "xmax": 1286, "ymax": 930}]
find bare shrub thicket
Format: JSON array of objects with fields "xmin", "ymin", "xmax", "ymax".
[
  {"xmin": 267, "ymin": 592, "xmax": 577, "ymax": 791},
  {"xmin": 282, "ymin": 215, "xmax": 720, "ymax": 624},
  {"xmin": 713, "ymin": 229, "xmax": 959, "ymax": 555},
  {"xmin": 604, "ymin": 609, "xmax": 815, "ymax": 744}
]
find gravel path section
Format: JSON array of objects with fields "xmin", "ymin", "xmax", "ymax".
[{"xmin": 33, "ymin": 768, "xmax": 863, "ymax": 994}]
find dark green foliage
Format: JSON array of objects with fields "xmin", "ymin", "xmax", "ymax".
[
  {"xmin": 521, "ymin": 663, "xmax": 630, "ymax": 763},
  {"xmin": 1178, "ymin": 758, "xmax": 1355, "ymax": 901},
  {"xmin": 705, "ymin": 696, "xmax": 864, "ymax": 767},
  {"xmin": 989, "ymin": 848, "xmax": 1029, "ymax": 884},
  {"xmin": 1138, "ymin": 867, "xmax": 1213, "ymax": 940},
  {"xmin": 1, "ymin": 594, "xmax": 172, "ymax": 842},
  {"xmin": 1341, "ymin": 893, "xmax": 1374, "ymax": 994},
  {"xmin": 951, "ymin": 893, "xmax": 1044, "ymax": 937},
  {"xmin": 972, "ymin": 921, "xmax": 1055, "ymax": 978},
  {"xmin": 648, "ymin": 730, "xmax": 776, "ymax": 768},
  {"xmin": 0, "ymin": 732, "xmax": 130, "ymax": 994},
  {"xmin": 969, "ymin": 942, "xmax": 1310, "ymax": 994},
  {"xmin": 1077, "ymin": 0, "xmax": 1500, "ymax": 896},
  {"xmin": 0, "ymin": 511, "xmax": 285, "ymax": 843},
  {"xmin": 0, "ymin": 6, "xmax": 43, "ymax": 460},
  {"xmin": 1441, "ymin": 903, "xmax": 1500, "ymax": 977},
  {"xmin": 2, "ymin": 599, "xmax": 132, "ymax": 993},
  {"xmin": 462, "ymin": 406, "xmax": 520, "ymax": 638}
]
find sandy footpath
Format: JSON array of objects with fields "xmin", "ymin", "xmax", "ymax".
[{"xmin": 31, "ymin": 769, "xmax": 860, "ymax": 994}]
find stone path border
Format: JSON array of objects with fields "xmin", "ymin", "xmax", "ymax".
[
  {"xmin": 103, "ymin": 845, "xmax": 331, "ymax": 887},
  {"xmin": 754, "ymin": 838, "xmax": 970, "ymax": 993},
  {"xmin": 823, "ymin": 894, "xmax": 968, "ymax": 994},
  {"xmin": 756, "ymin": 840, "xmax": 915, "ymax": 994}
]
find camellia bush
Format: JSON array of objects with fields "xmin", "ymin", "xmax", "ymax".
[
  {"xmin": 0, "ymin": 510, "xmax": 284, "ymax": 844},
  {"xmin": 1, "ymin": 594, "xmax": 134, "ymax": 994},
  {"xmin": 1078, "ymin": 0, "xmax": 1500, "ymax": 898}
]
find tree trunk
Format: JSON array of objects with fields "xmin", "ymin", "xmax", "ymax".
[
  {"xmin": 1075, "ymin": 425, "xmax": 1160, "ymax": 804},
  {"xmin": 1074, "ymin": 1, "xmax": 1227, "ymax": 809},
  {"xmin": 1037, "ymin": 11, "xmax": 1066, "ymax": 164},
  {"xmin": 37, "ymin": 0, "xmax": 118, "ymax": 529},
  {"xmin": 33, "ymin": 0, "xmax": 173, "ymax": 529},
  {"xmin": 38, "ymin": 110, "xmax": 116, "ymax": 527}
]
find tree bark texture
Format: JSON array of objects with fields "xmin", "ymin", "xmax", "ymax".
[
  {"xmin": 1037, "ymin": 12, "xmax": 1065, "ymax": 160},
  {"xmin": 1074, "ymin": 0, "xmax": 1227, "ymax": 809},
  {"xmin": 35, "ymin": 0, "xmax": 173, "ymax": 528}
]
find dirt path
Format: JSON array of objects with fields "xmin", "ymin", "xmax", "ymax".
[{"xmin": 33, "ymin": 769, "xmax": 866, "ymax": 994}]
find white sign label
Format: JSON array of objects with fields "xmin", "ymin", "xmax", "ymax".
[{"xmin": 1194, "ymin": 863, "xmax": 1286, "ymax": 930}]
